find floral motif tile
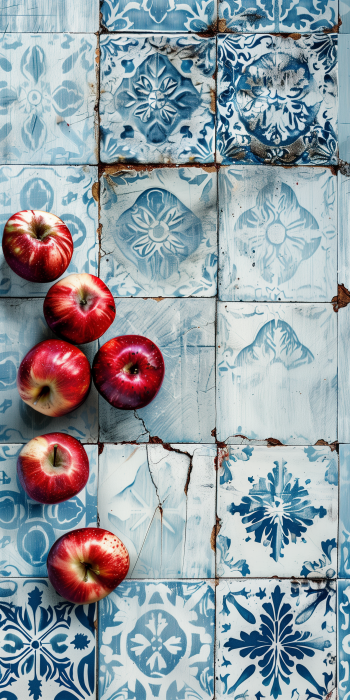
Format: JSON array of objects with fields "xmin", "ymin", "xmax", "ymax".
[
  {"xmin": 99, "ymin": 298, "xmax": 215, "ymax": 443},
  {"xmin": 0, "ymin": 444, "xmax": 97, "ymax": 577},
  {"xmin": 0, "ymin": 0, "xmax": 99, "ymax": 31},
  {"xmin": 217, "ymin": 578, "xmax": 336, "ymax": 700},
  {"xmin": 0, "ymin": 578, "xmax": 96, "ymax": 699},
  {"xmin": 339, "ymin": 35, "xmax": 350, "ymax": 163},
  {"xmin": 339, "ymin": 305, "xmax": 350, "ymax": 443},
  {"xmin": 100, "ymin": 35, "xmax": 215, "ymax": 164},
  {"xmin": 339, "ymin": 445, "xmax": 350, "ymax": 577},
  {"xmin": 0, "ymin": 34, "xmax": 97, "ymax": 165},
  {"xmin": 99, "ymin": 579, "xmax": 215, "ymax": 700},
  {"xmin": 217, "ymin": 34, "xmax": 338, "ymax": 165},
  {"xmin": 100, "ymin": 166, "xmax": 217, "ymax": 297},
  {"xmin": 219, "ymin": 166, "xmax": 337, "ymax": 302},
  {"xmin": 0, "ymin": 299, "xmax": 98, "ymax": 442},
  {"xmin": 0, "ymin": 165, "xmax": 98, "ymax": 296},
  {"xmin": 339, "ymin": 579, "xmax": 350, "ymax": 700},
  {"xmin": 98, "ymin": 443, "xmax": 216, "ymax": 578},
  {"xmin": 218, "ymin": 0, "xmax": 337, "ymax": 32},
  {"xmin": 101, "ymin": 0, "xmax": 217, "ymax": 31},
  {"xmin": 217, "ymin": 445, "xmax": 338, "ymax": 578},
  {"xmin": 217, "ymin": 303, "xmax": 337, "ymax": 444}
]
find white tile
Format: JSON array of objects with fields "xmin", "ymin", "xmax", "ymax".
[{"xmin": 0, "ymin": 0, "xmax": 99, "ymax": 31}]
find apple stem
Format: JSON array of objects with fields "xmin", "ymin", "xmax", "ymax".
[{"xmin": 53, "ymin": 444, "xmax": 58, "ymax": 467}]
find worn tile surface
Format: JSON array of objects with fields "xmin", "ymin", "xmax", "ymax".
[
  {"xmin": 100, "ymin": 166, "xmax": 217, "ymax": 297},
  {"xmin": 340, "ymin": 0, "xmax": 350, "ymax": 32},
  {"xmin": 218, "ymin": 0, "xmax": 338, "ymax": 32},
  {"xmin": 339, "ymin": 168, "xmax": 350, "ymax": 294},
  {"xmin": 0, "ymin": 165, "xmax": 98, "ymax": 296},
  {"xmin": 339, "ymin": 579, "xmax": 350, "ymax": 700},
  {"xmin": 0, "ymin": 0, "xmax": 99, "ymax": 32},
  {"xmin": 0, "ymin": 578, "xmax": 96, "ymax": 699},
  {"xmin": 339, "ymin": 305, "xmax": 350, "ymax": 444},
  {"xmin": 101, "ymin": 0, "xmax": 217, "ymax": 31},
  {"xmin": 339, "ymin": 445, "xmax": 350, "ymax": 577},
  {"xmin": 100, "ymin": 35, "xmax": 215, "ymax": 164},
  {"xmin": 0, "ymin": 299, "xmax": 98, "ymax": 443},
  {"xmin": 217, "ymin": 303, "xmax": 337, "ymax": 444},
  {"xmin": 0, "ymin": 34, "xmax": 97, "ymax": 165},
  {"xmin": 217, "ymin": 445, "xmax": 338, "ymax": 578},
  {"xmin": 99, "ymin": 579, "xmax": 215, "ymax": 700},
  {"xmin": 0, "ymin": 444, "xmax": 97, "ymax": 577},
  {"xmin": 99, "ymin": 298, "xmax": 215, "ymax": 443},
  {"xmin": 219, "ymin": 166, "xmax": 337, "ymax": 302},
  {"xmin": 339, "ymin": 36, "xmax": 350, "ymax": 166},
  {"xmin": 217, "ymin": 34, "xmax": 338, "ymax": 165},
  {"xmin": 217, "ymin": 578, "xmax": 336, "ymax": 700},
  {"xmin": 98, "ymin": 443, "xmax": 216, "ymax": 578}
]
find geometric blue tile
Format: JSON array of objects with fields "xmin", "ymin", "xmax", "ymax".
[
  {"xmin": 0, "ymin": 165, "xmax": 98, "ymax": 296},
  {"xmin": 0, "ymin": 34, "xmax": 97, "ymax": 164},
  {"xmin": 100, "ymin": 35, "xmax": 215, "ymax": 164},
  {"xmin": 101, "ymin": 0, "xmax": 217, "ymax": 31},
  {"xmin": 99, "ymin": 580, "xmax": 215, "ymax": 700},
  {"xmin": 100, "ymin": 166, "xmax": 217, "ymax": 297},
  {"xmin": 339, "ymin": 35, "xmax": 350, "ymax": 162},
  {"xmin": 339, "ymin": 579, "xmax": 350, "ymax": 700},
  {"xmin": 219, "ymin": 165, "xmax": 337, "ymax": 301},
  {"xmin": 0, "ymin": 578, "xmax": 96, "ymax": 699},
  {"xmin": 217, "ymin": 33, "xmax": 338, "ymax": 165},
  {"xmin": 0, "ymin": 0, "xmax": 99, "ymax": 31},
  {"xmin": 98, "ymin": 444, "xmax": 216, "ymax": 578},
  {"xmin": 218, "ymin": 0, "xmax": 337, "ymax": 32},
  {"xmin": 0, "ymin": 444, "xmax": 97, "ymax": 577},
  {"xmin": 339, "ymin": 445, "xmax": 350, "ymax": 577}
]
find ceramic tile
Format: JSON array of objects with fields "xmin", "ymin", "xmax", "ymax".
[
  {"xmin": 98, "ymin": 443, "xmax": 216, "ymax": 578},
  {"xmin": 339, "ymin": 168, "xmax": 350, "ymax": 293},
  {"xmin": 219, "ymin": 166, "xmax": 337, "ymax": 302},
  {"xmin": 217, "ymin": 34, "xmax": 338, "ymax": 166},
  {"xmin": 218, "ymin": 0, "xmax": 337, "ymax": 32},
  {"xmin": 100, "ymin": 166, "xmax": 217, "ymax": 298},
  {"xmin": 339, "ymin": 579, "xmax": 350, "ymax": 700},
  {"xmin": 101, "ymin": 0, "xmax": 217, "ymax": 31},
  {"xmin": 99, "ymin": 298, "xmax": 215, "ymax": 443},
  {"xmin": 339, "ymin": 35, "xmax": 350, "ymax": 162},
  {"xmin": 0, "ymin": 34, "xmax": 97, "ymax": 165},
  {"xmin": 217, "ymin": 302, "xmax": 337, "ymax": 444},
  {"xmin": 0, "ymin": 165, "xmax": 98, "ymax": 297},
  {"xmin": 339, "ymin": 445, "xmax": 350, "ymax": 578},
  {"xmin": 0, "ymin": 0, "xmax": 99, "ymax": 32},
  {"xmin": 0, "ymin": 578, "xmax": 96, "ymax": 699},
  {"xmin": 340, "ymin": 0, "xmax": 350, "ymax": 32},
  {"xmin": 99, "ymin": 579, "xmax": 215, "ymax": 700},
  {"xmin": 0, "ymin": 444, "xmax": 97, "ymax": 577},
  {"xmin": 100, "ymin": 35, "xmax": 215, "ymax": 164},
  {"xmin": 217, "ymin": 445, "xmax": 338, "ymax": 578},
  {"xmin": 339, "ymin": 305, "xmax": 350, "ymax": 443},
  {"xmin": 217, "ymin": 578, "xmax": 336, "ymax": 700},
  {"xmin": 0, "ymin": 299, "xmax": 98, "ymax": 443}
]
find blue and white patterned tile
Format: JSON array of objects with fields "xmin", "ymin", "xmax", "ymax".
[
  {"xmin": 217, "ymin": 578, "xmax": 336, "ymax": 700},
  {"xmin": 217, "ymin": 445, "xmax": 338, "ymax": 579},
  {"xmin": 101, "ymin": 0, "xmax": 217, "ymax": 31},
  {"xmin": 0, "ymin": 578, "xmax": 96, "ymax": 699},
  {"xmin": 218, "ymin": 0, "xmax": 337, "ymax": 32},
  {"xmin": 98, "ymin": 443, "xmax": 216, "ymax": 578},
  {"xmin": 339, "ymin": 35, "xmax": 350, "ymax": 163},
  {"xmin": 217, "ymin": 303, "xmax": 337, "ymax": 444},
  {"xmin": 217, "ymin": 34, "xmax": 338, "ymax": 166},
  {"xmin": 0, "ymin": 299, "xmax": 98, "ymax": 442},
  {"xmin": 0, "ymin": 444, "xmax": 97, "ymax": 577},
  {"xmin": 0, "ymin": 35, "xmax": 97, "ymax": 165},
  {"xmin": 0, "ymin": 165, "xmax": 98, "ymax": 297},
  {"xmin": 339, "ymin": 579, "xmax": 350, "ymax": 700},
  {"xmin": 339, "ymin": 445, "xmax": 350, "ymax": 577},
  {"xmin": 0, "ymin": 0, "xmax": 99, "ymax": 31},
  {"xmin": 100, "ymin": 166, "xmax": 217, "ymax": 298},
  {"xmin": 100, "ymin": 35, "xmax": 215, "ymax": 164},
  {"xmin": 339, "ymin": 305, "xmax": 350, "ymax": 443},
  {"xmin": 99, "ymin": 298, "xmax": 215, "ymax": 443},
  {"xmin": 219, "ymin": 166, "xmax": 337, "ymax": 302},
  {"xmin": 99, "ymin": 579, "xmax": 215, "ymax": 700}
]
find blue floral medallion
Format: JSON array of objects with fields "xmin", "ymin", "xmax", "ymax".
[
  {"xmin": 219, "ymin": 0, "xmax": 337, "ymax": 33},
  {"xmin": 101, "ymin": 0, "xmax": 215, "ymax": 31}
]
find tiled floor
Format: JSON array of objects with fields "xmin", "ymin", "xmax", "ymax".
[{"xmin": 0, "ymin": 2, "xmax": 348, "ymax": 699}]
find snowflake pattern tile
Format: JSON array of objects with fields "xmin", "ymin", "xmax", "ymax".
[
  {"xmin": 0, "ymin": 578, "xmax": 96, "ymax": 700},
  {"xmin": 217, "ymin": 33, "xmax": 338, "ymax": 166},
  {"xmin": 218, "ymin": 0, "xmax": 337, "ymax": 32},
  {"xmin": 0, "ymin": 445, "xmax": 97, "ymax": 577},
  {"xmin": 99, "ymin": 579, "xmax": 215, "ymax": 700},
  {"xmin": 98, "ymin": 444, "xmax": 216, "ymax": 578},
  {"xmin": 217, "ymin": 578, "xmax": 336, "ymax": 700},
  {"xmin": 100, "ymin": 166, "xmax": 217, "ymax": 297},
  {"xmin": 0, "ymin": 0, "xmax": 99, "ymax": 31},
  {"xmin": 217, "ymin": 303, "xmax": 337, "ymax": 444},
  {"xmin": 101, "ymin": 0, "xmax": 216, "ymax": 31},
  {"xmin": 217, "ymin": 445, "xmax": 338, "ymax": 578},
  {"xmin": 100, "ymin": 35, "xmax": 215, "ymax": 164},
  {"xmin": 0, "ymin": 299, "xmax": 98, "ymax": 443},
  {"xmin": 0, "ymin": 165, "xmax": 98, "ymax": 296},
  {"xmin": 0, "ymin": 34, "xmax": 97, "ymax": 165},
  {"xmin": 219, "ymin": 166, "xmax": 337, "ymax": 302}
]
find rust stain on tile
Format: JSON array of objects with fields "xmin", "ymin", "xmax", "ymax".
[
  {"xmin": 211, "ymin": 515, "xmax": 221, "ymax": 551},
  {"xmin": 332, "ymin": 283, "xmax": 350, "ymax": 311},
  {"xmin": 92, "ymin": 181, "xmax": 99, "ymax": 203}
]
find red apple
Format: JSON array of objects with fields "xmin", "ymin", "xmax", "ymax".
[
  {"xmin": 17, "ymin": 433, "xmax": 89, "ymax": 504},
  {"xmin": 43, "ymin": 273, "xmax": 116, "ymax": 345},
  {"xmin": 47, "ymin": 527, "xmax": 129, "ymax": 603},
  {"xmin": 17, "ymin": 339, "xmax": 91, "ymax": 417},
  {"xmin": 92, "ymin": 335, "xmax": 165, "ymax": 409},
  {"xmin": 2, "ymin": 209, "xmax": 73, "ymax": 283}
]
